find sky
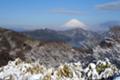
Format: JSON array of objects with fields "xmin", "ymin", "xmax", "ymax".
[{"xmin": 0, "ymin": 0, "xmax": 120, "ymax": 30}]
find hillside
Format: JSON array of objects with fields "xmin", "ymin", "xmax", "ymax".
[
  {"xmin": 0, "ymin": 27, "xmax": 33, "ymax": 66},
  {"xmin": 0, "ymin": 26, "xmax": 120, "ymax": 69},
  {"xmin": 0, "ymin": 27, "xmax": 88, "ymax": 67}
]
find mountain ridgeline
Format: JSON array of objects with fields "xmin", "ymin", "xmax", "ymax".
[
  {"xmin": 23, "ymin": 28, "xmax": 102, "ymax": 48},
  {"xmin": 0, "ymin": 26, "xmax": 120, "ymax": 69}
]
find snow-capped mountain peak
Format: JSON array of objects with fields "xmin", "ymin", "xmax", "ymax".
[{"xmin": 64, "ymin": 19, "xmax": 87, "ymax": 29}]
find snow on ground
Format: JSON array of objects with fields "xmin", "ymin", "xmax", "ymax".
[{"xmin": 0, "ymin": 58, "xmax": 119, "ymax": 80}]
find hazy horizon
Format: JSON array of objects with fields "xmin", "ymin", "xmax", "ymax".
[{"xmin": 0, "ymin": 0, "xmax": 120, "ymax": 31}]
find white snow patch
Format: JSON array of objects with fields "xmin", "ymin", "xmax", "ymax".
[{"xmin": 64, "ymin": 19, "xmax": 87, "ymax": 29}]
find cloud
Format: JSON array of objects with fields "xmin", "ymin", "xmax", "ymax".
[
  {"xmin": 50, "ymin": 8, "xmax": 83, "ymax": 16},
  {"xmin": 64, "ymin": 19, "xmax": 87, "ymax": 29},
  {"xmin": 96, "ymin": 1, "xmax": 120, "ymax": 10}
]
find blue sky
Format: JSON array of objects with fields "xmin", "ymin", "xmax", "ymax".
[{"xmin": 0, "ymin": 0, "xmax": 120, "ymax": 30}]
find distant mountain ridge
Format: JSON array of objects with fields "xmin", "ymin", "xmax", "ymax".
[
  {"xmin": 23, "ymin": 28, "xmax": 102, "ymax": 48},
  {"xmin": 23, "ymin": 28, "xmax": 71, "ymax": 42}
]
